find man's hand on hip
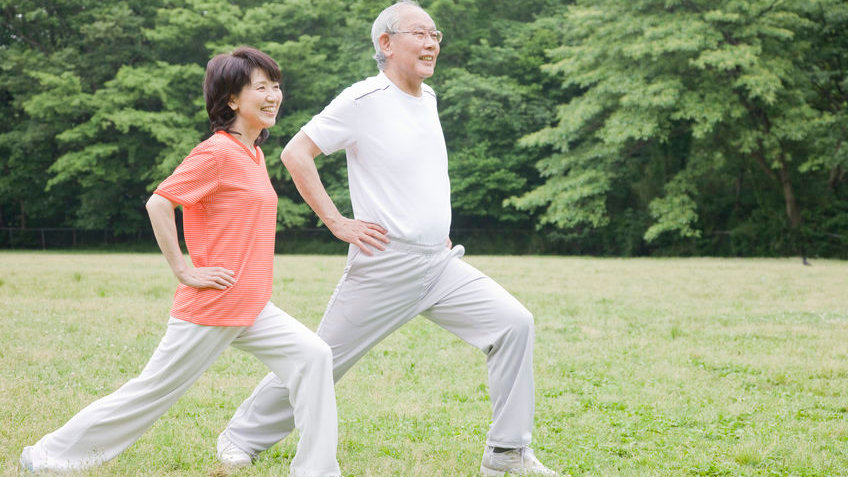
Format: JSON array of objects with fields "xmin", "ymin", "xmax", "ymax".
[{"xmin": 328, "ymin": 216, "xmax": 389, "ymax": 255}]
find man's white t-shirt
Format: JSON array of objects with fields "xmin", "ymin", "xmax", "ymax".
[{"xmin": 302, "ymin": 72, "xmax": 451, "ymax": 245}]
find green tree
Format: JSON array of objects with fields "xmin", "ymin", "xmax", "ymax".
[
  {"xmin": 145, "ymin": 0, "xmax": 363, "ymax": 229},
  {"xmin": 2, "ymin": 0, "xmax": 361, "ymax": 234},
  {"xmin": 514, "ymin": 0, "xmax": 848, "ymax": 257},
  {"xmin": 3, "ymin": 0, "xmax": 573, "ymax": 248},
  {"xmin": 429, "ymin": 0, "xmax": 567, "ymax": 229},
  {"xmin": 0, "ymin": 0, "xmax": 165, "ymax": 232},
  {"xmin": 27, "ymin": 62, "xmax": 205, "ymax": 233}
]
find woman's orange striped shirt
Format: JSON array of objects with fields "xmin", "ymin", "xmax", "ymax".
[{"xmin": 154, "ymin": 131, "xmax": 278, "ymax": 326}]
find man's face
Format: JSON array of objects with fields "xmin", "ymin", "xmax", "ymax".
[{"xmin": 386, "ymin": 6, "xmax": 440, "ymax": 81}]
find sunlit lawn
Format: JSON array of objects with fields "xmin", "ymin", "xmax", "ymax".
[{"xmin": 2, "ymin": 252, "xmax": 847, "ymax": 476}]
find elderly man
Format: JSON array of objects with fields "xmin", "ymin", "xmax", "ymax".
[{"xmin": 216, "ymin": 2, "xmax": 558, "ymax": 475}]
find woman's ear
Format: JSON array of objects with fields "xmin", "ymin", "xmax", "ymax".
[{"xmin": 228, "ymin": 94, "xmax": 239, "ymax": 112}]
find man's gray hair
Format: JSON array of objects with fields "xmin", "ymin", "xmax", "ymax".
[{"xmin": 371, "ymin": 0, "xmax": 423, "ymax": 71}]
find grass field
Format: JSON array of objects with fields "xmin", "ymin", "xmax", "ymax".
[{"xmin": 2, "ymin": 252, "xmax": 847, "ymax": 476}]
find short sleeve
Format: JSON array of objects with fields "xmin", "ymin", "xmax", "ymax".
[
  {"xmin": 301, "ymin": 93, "xmax": 357, "ymax": 155},
  {"xmin": 154, "ymin": 149, "xmax": 219, "ymax": 207}
]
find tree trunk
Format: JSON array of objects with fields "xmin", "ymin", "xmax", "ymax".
[
  {"xmin": 829, "ymin": 165, "xmax": 844, "ymax": 190},
  {"xmin": 19, "ymin": 201, "xmax": 26, "ymax": 229},
  {"xmin": 777, "ymin": 155, "xmax": 801, "ymax": 229},
  {"xmin": 776, "ymin": 154, "xmax": 807, "ymax": 263},
  {"xmin": 746, "ymin": 103, "xmax": 807, "ymax": 262}
]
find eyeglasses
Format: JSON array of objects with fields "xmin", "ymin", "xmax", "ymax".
[{"xmin": 391, "ymin": 29, "xmax": 443, "ymax": 44}]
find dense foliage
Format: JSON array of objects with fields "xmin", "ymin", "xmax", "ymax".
[
  {"xmin": 1, "ymin": 0, "xmax": 845, "ymax": 256},
  {"xmin": 511, "ymin": 0, "xmax": 848, "ymax": 257}
]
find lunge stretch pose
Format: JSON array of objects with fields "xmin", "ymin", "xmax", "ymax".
[
  {"xmin": 216, "ymin": 3, "xmax": 559, "ymax": 476},
  {"xmin": 20, "ymin": 47, "xmax": 341, "ymax": 477}
]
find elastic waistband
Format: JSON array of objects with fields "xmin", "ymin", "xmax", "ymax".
[{"xmin": 385, "ymin": 236, "xmax": 447, "ymax": 255}]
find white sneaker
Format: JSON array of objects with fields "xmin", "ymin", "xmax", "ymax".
[
  {"xmin": 19, "ymin": 446, "xmax": 36, "ymax": 474},
  {"xmin": 480, "ymin": 446, "xmax": 559, "ymax": 476},
  {"xmin": 217, "ymin": 433, "xmax": 253, "ymax": 468}
]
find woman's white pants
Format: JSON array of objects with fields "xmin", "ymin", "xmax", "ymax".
[{"xmin": 23, "ymin": 302, "xmax": 340, "ymax": 477}]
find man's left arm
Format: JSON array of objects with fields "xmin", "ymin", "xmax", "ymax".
[{"xmin": 281, "ymin": 131, "xmax": 390, "ymax": 255}]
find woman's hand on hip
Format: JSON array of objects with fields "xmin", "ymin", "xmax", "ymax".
[{"xmin": 177, "ymin": 266, "xmax": 236, "ymax": 290}]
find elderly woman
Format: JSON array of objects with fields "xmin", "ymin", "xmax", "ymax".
[{"xmin": 20, "ymin": 47, "xmax": 341, "ymax": 477}]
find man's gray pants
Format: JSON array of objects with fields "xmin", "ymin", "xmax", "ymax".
[{"xmin": 222, "ymin": 239, "xmax": 536, "ymax": 454}]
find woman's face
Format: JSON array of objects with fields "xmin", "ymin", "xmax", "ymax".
[{"xmin": 228, "ymin": 68, "xmax": 283, "ymax": 134}]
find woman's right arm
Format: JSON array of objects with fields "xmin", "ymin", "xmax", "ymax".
[{"xmin": 145, "ymin": 193, "xmax": 235, "ymax": 290}]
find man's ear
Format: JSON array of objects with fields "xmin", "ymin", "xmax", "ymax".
[{"xmin": 378, "ymin": 32, "xmax": 393, "ymax": 59}]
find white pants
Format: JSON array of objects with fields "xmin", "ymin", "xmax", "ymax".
[
  {"xmin": 222, "ymin": 242, "xmax": 535, "ymax": 455},
  {"xmin": 24, "ymin": 302, "xmax": 340, "ymax": 477}
]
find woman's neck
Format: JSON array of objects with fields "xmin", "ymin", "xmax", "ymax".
[{"xmin": 228, "ymin": 127, "xmax": 259, "ymax": 154}]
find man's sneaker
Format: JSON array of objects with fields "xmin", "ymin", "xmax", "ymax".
[
  {"xmin": 19, "ymin": 446, "xmax": 36, "ymax": 474},
  {"xmin": 480, "ymin": 445, "xmax": 559, "ymax": 476},
  {"xmin": 217, "ymin": 433, "xmax": 253, "ymax": 468}
]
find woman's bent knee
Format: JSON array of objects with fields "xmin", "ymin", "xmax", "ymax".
[
  {"xmin": 299, "ymin": 333, "xmax": 333, "ymax": 365},
  {"xmin": 508, "ymin": 304, "xmax": 534, "ymax": 333}
]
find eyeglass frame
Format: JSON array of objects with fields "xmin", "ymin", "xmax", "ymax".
[{"xmin": 390, "ymin": 29, "xmax": 443, "ymax": 44}]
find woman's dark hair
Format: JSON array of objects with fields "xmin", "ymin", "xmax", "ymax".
[{"xmin": 203, "ymin": 46, "xmax": 282, "ymax": 146}]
